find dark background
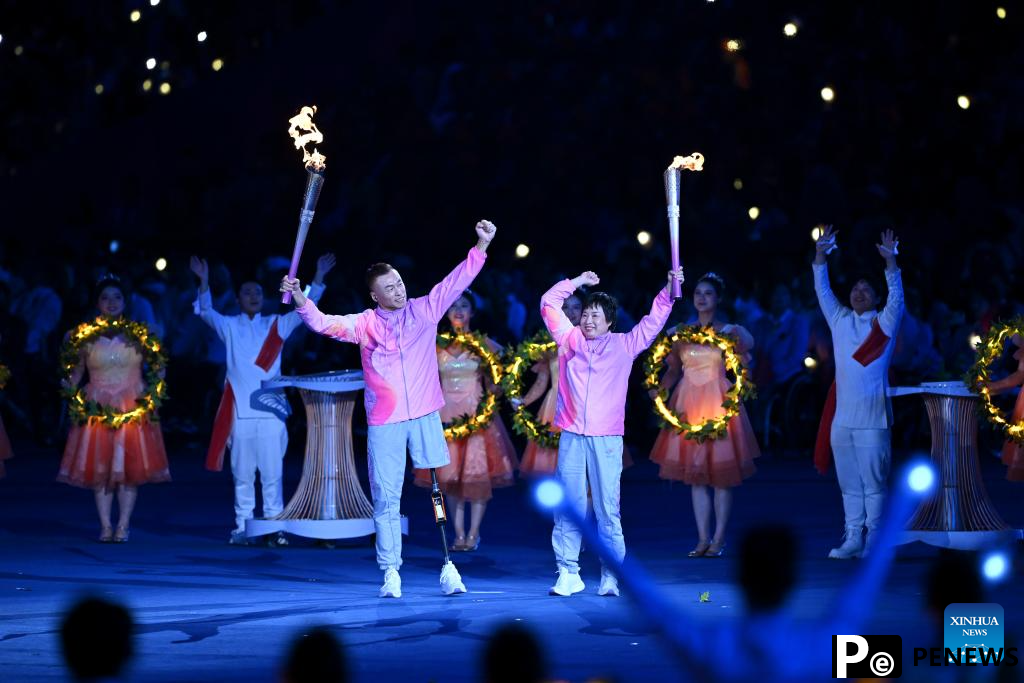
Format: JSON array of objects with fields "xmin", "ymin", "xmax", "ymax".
[{"xmin": 1, "ymin": 0, "xmax": 1022, "ymax": 449}]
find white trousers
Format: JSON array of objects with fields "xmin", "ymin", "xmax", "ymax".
[
  {"xmin": 366, "ymin": 411, "xmax": 450, "ymax": 570},
  {"xmin": 830, "ymin": 424, "xmax": 891, "ymax": 531},
  {"xmin": 230, "ymin": 418, "xmax": 288, "ymax": 531},
  {"xmin": 551, "ymin": 431, "xmax": 625, "ymax": 573}
]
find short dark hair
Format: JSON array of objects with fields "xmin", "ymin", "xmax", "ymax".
[
  {"xmin": 61, "ymin": 597, "xmax": 133, "ymax": 680},
  {"xmin": 365, "ymin": 263, "xmax": 395, "ymax": 290},
  {"xmin": 583, "ymin": 292, "xmax": 618, "ymax": 329},
  {"xmin": 850, "ymin": 276, "xmax": 880, "ymax": 300},
  {"xmin": 283, "ymin": 627, "xmax": 347, "ymax": 683},
  {"xmin": 482, "ymin": 624, "xmax": 546, "ymax": 683},
  {"xmin": 738, "ymin": 525, "xmax": 798, "ymax": 612},
  {"xmin": 237, "ymin": 279, "xmax": 263, "ymax": 295}
]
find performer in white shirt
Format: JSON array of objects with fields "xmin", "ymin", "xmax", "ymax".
[
  {"xmin": 812, "ymin": 226, "xmax": 904, "ymax": 559},
  {"xmin": 190, "ymin": 253, "xmax": 336, "ymax": 545}
]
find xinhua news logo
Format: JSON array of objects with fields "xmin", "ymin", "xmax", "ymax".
[
  {"xmin": 944, "ymin": 603, "xmax": 1004, "ymax": 664},
  {"xmin": 833, "ymin": 635, "xmax": 902, "ymax": 678}
]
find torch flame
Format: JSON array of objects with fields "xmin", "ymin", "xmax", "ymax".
[
  {"xmin": 669, "ymin": 153, "xmax": 704, "ymax": 172},
  {"xmin": 288, "ymin": 105, "xmax": 327, "ymax": 171}
]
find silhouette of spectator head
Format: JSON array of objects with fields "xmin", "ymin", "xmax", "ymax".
[
  {"xmin": 60, "ymin": 597, "xmax": 133, "ymax": 681},
  {"xmin": 738, "ymin": 525, "xmax": 798, "ymax": 613},
  {"xmin": 925, "ymin": 550, "xmax": 984, "ymax": 620},
  {"xmin": 281, "ymin": 627, "xmax": 347, "ymax": 683},
  {"xmin": 482, "ymin": 623, "xmax": 546, "ymax": 683}
]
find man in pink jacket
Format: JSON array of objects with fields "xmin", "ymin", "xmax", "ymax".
[
  {"xmin": 280, "ymin": 220, "xmax": 497, "ymax": 598},
  {"xmin": 541, "ymin": 268, "xmax": 681, "ymax": 597}
]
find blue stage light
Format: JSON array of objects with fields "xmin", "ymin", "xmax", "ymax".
[
  {"xmin": 534, "ymin": 479, "xmax": 564, "ymax": 509},
  {"xmin": 982, "ymin": 552, "xmax": 1009, "ymax": 582},
  {"xmin": 907, "ymin": 463, "xmax": 935, "ymax": 493}
]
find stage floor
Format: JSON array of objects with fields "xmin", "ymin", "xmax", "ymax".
[{"xmin": 1, "ymin": 439, "xmax": 1021, "ymax": 682}]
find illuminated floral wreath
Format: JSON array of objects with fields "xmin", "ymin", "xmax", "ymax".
[
  {"xmin": 0, "ymin": 364, "xmax": 10, "ymax": 391},
  {"xmin": 436, "ymin": 330, "xmax": 504, "ymax": 441},
  {"xmin": 60, "ymin": 317, "xmax": 168, "ymax": 428},
  {"xmin": 644, "ymin": 325, "xmax": 756, "ymax": 443},
  {"xmin": 501, "ymin": 330, "xmax": 560, "ymax": 449},
  {"xmin": 967, "ymin": 317, "xmax": 1024, "ymax": 445}
]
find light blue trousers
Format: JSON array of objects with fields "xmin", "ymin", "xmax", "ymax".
[
  {"xmin": 551, "ymin": 431, "xmax": 625, "ymax": 573},
  {"xmin": 367, "ymin": 411, "xmax": 450, "ymax": 570}
]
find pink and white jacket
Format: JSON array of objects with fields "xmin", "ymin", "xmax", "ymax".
[
  {"xmin": 297, "ymin": 247, "xmax": 487, "ymax": 426},
  {"xmin": 541, "ymin": 279, "xmax": 674, "ymax": 437}
]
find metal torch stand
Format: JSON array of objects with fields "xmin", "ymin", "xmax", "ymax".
[
  {"xmin": 247, "ymin": 371, "xmax": 408, "ymax": 540},
  {"xmin": 891, "ymin": 383, "xmax": 1021, "ymax": 549}
]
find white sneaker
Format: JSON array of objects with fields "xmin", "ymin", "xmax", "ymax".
[
  {"xmin": 228, "ymin": 529, "xmax": 248, "ymax": 546},
  {"xmin": 549, "ymin": 568, "xmax": 585, "ymax": 596},
  {"xmin": 828, "ymin": 527, "xmax": 864, "ymax": 559},
  {"xmin": 440, "ymin": 561, "xmax": 467, "ymax": 595},
  {"xmin": 379, "ymin": 567, "xmax": 402, "ymax": 598},
  {"xmin": 597, "ymin": 572, "xmax": 620, "ymax": 597}
]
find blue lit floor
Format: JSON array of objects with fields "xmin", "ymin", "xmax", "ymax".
[{"xmin": 0, "ymin": 439, "xmax": 1021, "ymax": 682}]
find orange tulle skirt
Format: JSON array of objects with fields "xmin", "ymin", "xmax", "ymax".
[
  {"xmin": 1002, "ymin": 391, "xmax": 1024, "ymax": 482},
  {"xmin": 650, "ymin": 378, "xmax": 759, "ymax": 488},
  {"xmin": 415, "ymin": 419, "xmax": 519, "ymax": 502},
  {"xmin": 58, "ymin": 419, "xmax": 170, "ymax": 489}
]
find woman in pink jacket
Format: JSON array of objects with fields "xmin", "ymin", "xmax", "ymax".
[
  {"xmin": 281, "ymin": 220, "xmax": 496, "ymax": 599},
  {"xmin": 542, "ymin": 268, "xmax": 681, "ymax": 598}
]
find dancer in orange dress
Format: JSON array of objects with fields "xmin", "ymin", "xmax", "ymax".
[
  {"xmin": 414, "ymin": 292, "xmax": 518, "ymax": 551},
  {"xmin": 57, "ymin": 277, "xmax": 171, "ymax": 542},
  {"xmin": 517, "ymin": 294, "xmax": 582, "ymax": 477},
  {"xmin": 986, "ymin": 333, "xmax": 1024, "ymax": 482},
  {"xmin": 649, "ymin": 273, "xmax": 759, "ymax": 558}
]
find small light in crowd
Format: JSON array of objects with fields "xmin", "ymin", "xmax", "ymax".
[
  {"xmin": 982, "ymin": 552, "xmax": 1009, "ymax": 582},
  {"xmin": 197, "ymin": 31, "xmax": 208, "ymax": 42},
  {"xmin": 212, "ymin": 58, "xmax": 224, "ymax": 71},
  {"xmin": 0, "ymin": 34, "xmax": 4, "ymax": 45},
  {"xmin": 957, "ymin": 95, "xmax": 971, "ymax": 110},
  {"xmin": 636, "ymin": 231, "xmax": 652, "ymax": 246},
  {"xmin": 146, "ymin": 57, "xmax": 156, "ymax": 70},
  {"xmin": 783, "ymin": 22, "xmax": 799, "ymax": 37},
  {"xmin": 534, "ymin": 479, "xmax": 565, "ymax": 510},
  {"xmin": 155, "ymin": 258, "xmax": 168, "ymax": 272},
  {"xmin": 747, "ymin": 206, "xmax": 760, "ymax": 220},
  {"xmin": 14, "ymin": 45, "xmax": 23, "ymax": 56},
  {"xmin": 515, "ymin": 243, "xmax": 530, "ymax": 258},
  {"xmin": 725, "ymin": 39, "xmax": 742, "ymax": 52},
  {"xmin": 733, "ymin": 178, "xmax": 743, "ymax": 190},
  {"xmin": 804, "ymin": 356, "xmax": 818, "ymax": 369},
  {"xmin": 811, "ymin": 226, "xmax": 823, "ymax": 241},
  {"xmin": 907, "ymin": 463, "xmax": 936, "ymax": 493},
  {"xmin": 94, "ymin": 84, "xmax": 104, "ymax": 95},
  {"xmin": 150, "ymin": 0, "xmax": 160, "ymax": 6},
  {"xmin": 969, "ymin": 334, "xmax": 982, "ymax": 349},
  {"xmin": 130, "ymin": 10, "xmax": 141, "ymax": 23},
  {"xmin": 109, "ymin": 240, "xmax": 120, "ymax": 254},
  {"xmin": 159, "ymin": 82, "xmax": 171, "ymax": 95},
  {"xmin": 996, "ymin": 7, "xmax": 1007, "ymax": 20},
  {"xmin": 821, "ymin": 86, "xmax": 836, "ymax": 103},
  {"xmin": 142, "ymin": 79, "xmax": 153, "ymax": 92}
]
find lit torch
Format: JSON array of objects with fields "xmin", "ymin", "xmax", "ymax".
[
  {"xmin": 663, "ymin": 153, "xmax": 704, "ymax": 300},
  {"xmin": 281, "ymin": 105, "xmax": 327, "ymax": 304}
]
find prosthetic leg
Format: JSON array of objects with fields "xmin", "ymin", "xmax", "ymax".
[{"xmin": 431, "ymin": 468, "xmax": 467, "ymax": 595}]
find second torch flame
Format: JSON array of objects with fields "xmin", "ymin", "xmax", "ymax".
[
  {"xmin": 281, "ymin": 105, "xmax": 327, "ymax": 304},
  {"xmin": 664, "ymin": 153, "xmax": 704, "ymax": 300}
]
